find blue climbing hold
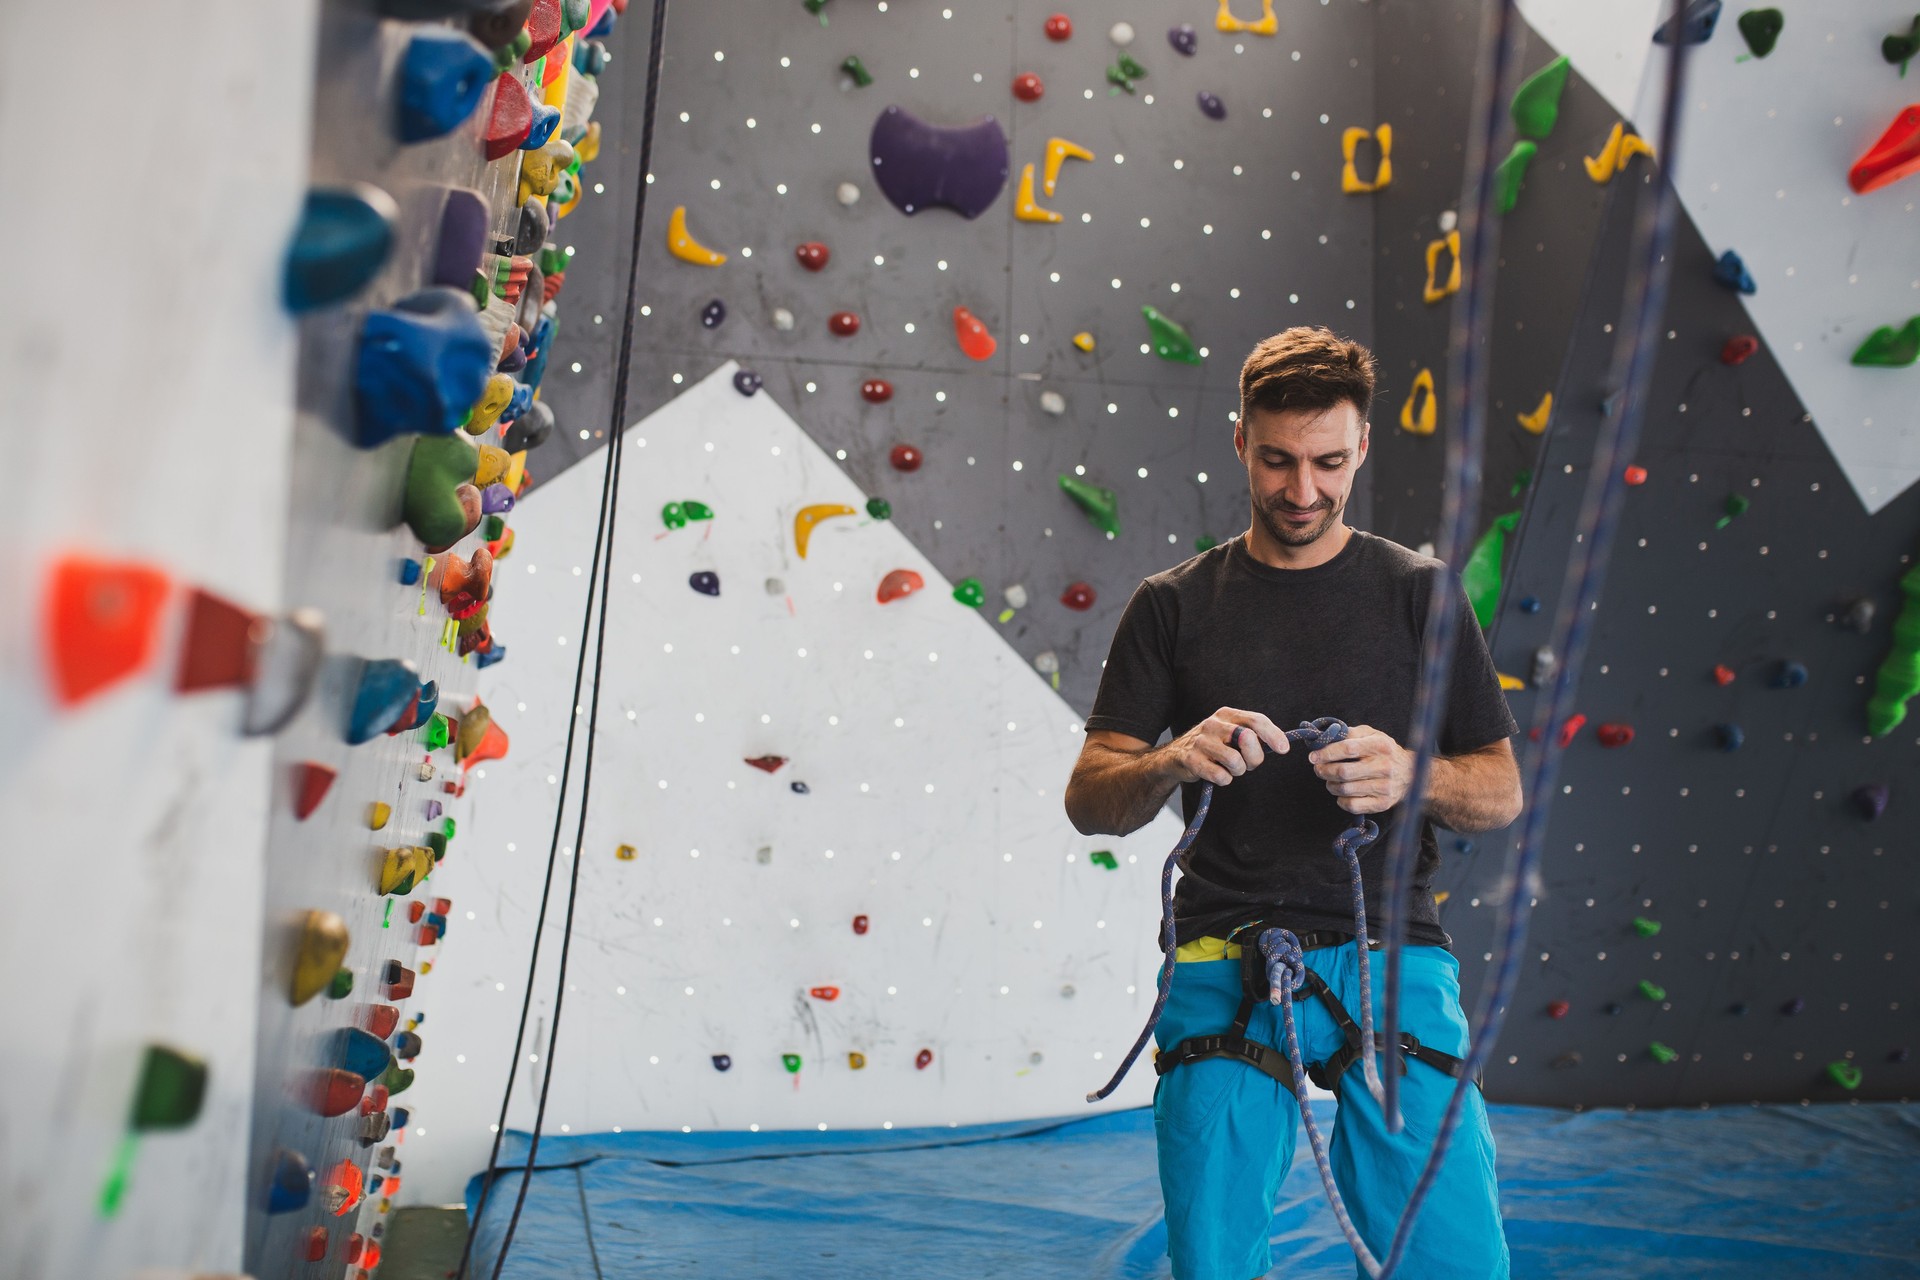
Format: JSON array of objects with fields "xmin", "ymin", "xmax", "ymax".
[
  {"xmin": 576, "ymin": 38, "xmax": 609, "ymax": 77},
  {"xmin": 733, "ymin": 369, "xmax": 763, "ymax": 396},
  {"xmin": 502, "ymin": 382, "xmax": 536, "ymax": 422},
  {"xmin": 355, "ymin": 288, "xmax": 493, "ymax": 447},
  {"xmin": 326, "ymin": 1028, "xmax": 393, "ymax": 1081},
  {"xmin": 1771, "ymin": 659, "xmax": 1808, "ymax": 688},
  {"xmin": 412, "ymin": 679, "xmax": 440, "ymax": 727},
  {"xmin": 1711, "ymin": 249, "xmax": 1756, "ymax": 295},
  {"xmin": 398, "ymin": 558, "xmax": 423, "ymax": 586},
  {"xmin": 476, "ymin": 644, "xmax": 508, "ymax": 669},
  {"xmin": 284, "ymin": 186, "xmax": 397, "ymax": 313},
  {"xmin": 1652, "ymin": 0, "xmax": 1721, "ymax": 45},
  {"xmin": 521, "ymin": 100, "xmax": 562, "ymax": 150},
  {"xmin": 1714, "ymin": 722, "xmax": 1745, "ymax": 752},
  {"xmin": 1519, "ymin": 596, "xmax": 1542, "ymax": 614},
  {"xmin": 397, "ymin": 29, "xmax": 496, "ymax": 143},
  {"xmin": 348, "ymin": 658, "xmax": 421, "ymax": 745},
  {"xmin": 392, "ymin": 1107, "xmax": 410, "ymax": 1130},
  {"xmin": 701, "ymin": 298, "xmax": 727, "ymax": 329},
  {"xmin": 712, "ymin": 1054, "xmax": 732, "ymax": 1071},
  {"xmin": 263, "ymin": 1148, "xmax": 313, "ymax": 1214},
  {"xmin": 690, "ymin": 571, "xmax": 721, "ymax": 596},
  {"xmin": 587, "ymin": 6, "xmax": 616, "ymax": 38},
  {"xmin": 522, "ymin": 314, "xmax": 556, "ymax": 391},
  {"xmin": 791, "ymin": 781, "xmax": 810, "ymax": 795},
  {"xmin": 1453, "ymin": 838, "xmax": 1475, "ymax": 853}
]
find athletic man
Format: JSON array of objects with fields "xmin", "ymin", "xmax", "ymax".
[{"xmin": 1064, "ymin": 327, "xmax": 1521, "ymax": 1279}]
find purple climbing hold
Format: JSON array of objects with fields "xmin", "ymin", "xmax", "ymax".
[
  {"xmin": 1168, "ymin": 23, "xmax": 1197, "ymax": 55},
  {"xmin": 868, "ymin": 105, "xmax": 1010, "ymax": 219},
  {"xmin": 1781, "ymin": 996, "xmax": 1804, "ymax": 1016},
  {"xmin": 496, "ymin": 340, "xmax": 528, "ymax": 374},
  {"xmin": 1197, "ymin": 91, "xmax": 1226, "ymax": 120},
  {"xmin": 425, "ymin": 800, "xmax": 443, "ymax": 820},
  {"xmin": 733, "ymin": 369, "xmax": 762, "ymax": 396},
  {"xmin": 480, "ymin": 483, "xmax": 515, "ymax": 515},
  {"xmin": 432, "ymin": 188, "xmax": 489, "ymax": 288},
  {"xmin": 712, "ymin": 1054, "xmax": 732, "ymax": 1071},
  {"xmin": 701, "ymin": 298, "xmax": 727, "ymax": 329},
  {"xmin": 1851, "ymin": 782, "xmax": 1889, "ymax": 821},
  {"xmin": 690, "ymin": 571, "xmax": 720, "ymax": 597}
]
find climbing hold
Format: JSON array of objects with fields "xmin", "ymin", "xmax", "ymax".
[
  {"xmin": 1583, "ymin": 122, "xmax": 1655, "ymax": 183},
  {"xmin": 1493, "ymin": 140, "xmax": 1537, "ymax": 214},
  {"xmin": 466, "ymin": 374, "xmax": 516, "ymax": 436},
  {"xmin": 398, "ymin": 29, "xmax": 495, "ymax": 143},
  {"xmin": 40, "ymin": 555, "xmax": 172, "ymax": 708},
  {"xmin": 1604, "ymin": 1003, "xmax": 1623, "ymax": 1017},
  {"xmin": 1044, "ymin": 12, "xmax": 1071, "ymax": 40},
  {"xmin": 264, "ymin": 1149, "xmax": 314, "ymax": 1214},
  {"xmin": 1652, "ymin": 0, "xmax": 1721, "ymax": 44},
  {"xmin": 794, "ymin": 503, "xmax": 858, "ymax": 557},
  {"xmin": 1714, "ymin": 723, "xmax": 1745, "ymax": 751},
  {"xmin": 1142, "ymin": 305, "xmax": 1201, "ymax": 364},
  {"xmin": 1039, "ymin": 390, "xmax": 1066, "ymax": 416},
  {"xmin": 859, "ymin": 378, "xmax": 892, "ymax": 403},
  {"xmin": 1632, "ymin": 916, "xmax": 1662, "ymax": 938},
  {"xmin": 1510, "ymin": 56, "xmax": 1569, "ymax": 140},
  {"xmin": 1531, "ymin": 646, "xmax": 1557, "ymax": 688},
  {"xmin": 1518, "ymin": 597, "xmax": 1541, "ymax": 614},
  {"xmin": 700, "ymin": 299, "xmax": 727, "ymax": 329},
  {"xmin": 952, "ymin": 578, "xmax": 986, "ymax": 608},
  {"xmin": 1169, "ymin": 24, "xmax": 1198, "ymax": 55},
  {"xmin": 1596, "ymin": 723, "xmax": 1634, "ymax": 748},
  {"xmin": 383, "ymin": 961, "xmax": 416, "ymax": 1000},
  {"xmin": 849, "ymin": 914, "xmax": 871, "ymax": 937},
  {"xmin": 1711, "ymin": 250, "xmax": 1756, "ymax": 294},
  {"xmin": 614, "ymin": 843, "xmax": 638, "ymax": 861},
  {"xmin": 439, "ymin": 547, "xmax": 492, "ymax": 619},
  {"xmin": 1109, "ymin": 21, "xmax": 1135, "ymax": 45},
  {"xmin": 285, "ymin": 186, "xmax": 398, "ymax": 312},
  {"xmin": 170, "ymin": 587, "xmax": 261, "ymax": 696},
  {"xmin": 348, "ymin": 659, "xmax": 419, "ymax": 746},
  {"xmin": 868, "ymin": 105, "xmax": 1010, "ymax": 219},
  {"xmin": 1423, "ymin": 230, "xmax": 1461, "ymax": 303},
  {"xmin": 405, "ymin": 433, "xmax": 482, "ymax": 552},
  {"xmin": 689, "ymin": 571, "xmax": 720, "ymax": 597},
  {"xmin": 876, "ymin": 569, "xmax": 926, "ymax": 604},
  {"xmin": 292, "ymin": 763, "xmax": 337, "ymax": 821},
  {"xmin": 1059, "ymin": 474, "xmax": 1120, "ymax": 536},
  {"xmin": 355, "ymin": 288, "xmax": 493, "ymax": 446},
  {"xmin": 1826, "ymin": 1062, "xmax": 1863, "ymax": 1090},
  {"xmin": 1637, "ymin": 980, "xmax": 1666, "ymax": 1002},
  {"xmin": 1547, "ymin": 1001, "xmax": 1570, "ymax": 1019},
  {"xmin": 795, "ymin": 241, "xmax": 830, "ymax": 271},
  {"xmin": 1736, "ymin": 7, "xmax": 1782, "ymax": 57},
  {"xmin": 514, "ymin": 200, "xmax": 550, "ymax": 260},
  {"xmin": 1043, "ymin": 137, "xmax": 1094, "ymax": 196},
  {"xmin": 1782, "ymin": 997, "xmax": 1805, "ymax": 1016},
  {"xmin": 1771, "ymin": 659, "xmax": 1808, "ymax": 689},
  {"xmin": 866, "ymin": 497, "xmax": 891, "ymax": 520},
  {"xmin": 771, "ymin": 306, "xmax": 796, "ymax": 330},
  {"xmin": 1517, "ymin": 392, "xmax": 1552, "ymax": 434},
  {"xmin": 840, "ymin": 55, "xmax": 874, "ymax": 87},
  {"xmin": 1060, "ymin": 582, "xmax": 1096, "ymax": 611},
  {"xmin": 1340, "ymin": 125, "xmax": 1392, "ymax": 193},
  {"xmin": 1196, "ymin": 91, "xmax": 1226, "ymax": 121},
  {"xmin": 1089, "ymin": 850, "xmax": 1118, "ymax": 870},
  {"xmin": 790, "ymin": 781, "xmax": 810, "ymax": 795},
  {"xmin": 1647, "ymin": 1042, "xmax": 1679, "ymax": 1064},
  {"xmin": 369, "ymin": 800, "xmax": 393, "ymax": 830},
  {"xmin": 1623, "ymin": 465, "xmax": 1649, "ymax": 486},
  {"xmin": 712, "ymin": 1054, "xmax": 732, "ymax": 1072},
  {"xmin": 915, "ymin": 1048, "xmax": 934, "ymax": 1069},
  {"xmin": 1887, "ymin": 15, "xmax": 1920, "ymax": 69},
  {"xmin": 1852, "ymin": 782, "xmax": 1890, "ymax": 821},
  {"xmin": 127, "ymin": 1043, "xmax": 208, "ymax": 1132},
  {"xmin": 890, "ymin": 444, "xmax": 922, "ymax": 472},
  {"xmin": 1215, "ymin": 0, "xmax": 1276, "ymax": 34},
  {"xmin": 829, "ymin": 310, "xmax": 861, "ymax": 336},
  {"xmin": 1719, "ymin": 334, "xmax": 1760, "ymax": 366},
  {"xmin": 328, "ymin": 970, "xmax": 354, "ymax": 1000},
  {"xmin": 1072, "ymin": 330, "xmax": 1096, "ymax": 353},
  {"xmin": 953, "ymin": 306, "xmax": 996, "ymax": 360},
  {"xmin": 326, "ymin": 1028, "xmax": 394, "ymax": 1083},
  {"xmin": 1400, "ymin": 368, "xmax": 1438, "ymax": 436},
  {"xmin": 1851, "ymin": 316, "xmax": 1920, "ymax": 367},
  {"xmin": 1013, "ymin": 72, "xmax": 1044, "ymax": 102},
  {"xmin": 378, "ymin": 847, "xmax": 434, "ymax": 896},
  {"xmin": 483, "ymin": 72, "xmax": 533, "ymax": 159},
  {"xmin": 782, "ymin": 1053, "xmax": 803, "ymax": 1073},
  {"xmin": 399, "ymin": 558, "xmax": 424, "ymax": 586},
  {"xmin": 666, "ymin": 205, "xmax": 727, "ymax": 266},
  {"xmin": 1555, "ymin": 713, "xmax": 1587, "ymax": 749},
  {"xmin": 1852, "ymin": 107, "xmax": 1920, "ymax": 197},
  {"xmin": 809, "ymin": 986, "xmax": 841, "ymax": 1001},
  {"xmin": 1841, "ymin": 598, "xmax": 1877, "ymax": 634},
  {"xmin": 1014, "ymin": 164, "xmax": 1061, "ymax": 223},
  {"xmin": 1867, "ymin": 564, "xmax": 1920, "ymax": 736},
  {"xmin": 746, "ymin": 756, "xmax": 787, "ymax": 774},
  {"xmin": 502, "ymin": 399, "xmax": 553, "ymax": 453},
  {"xmin": 304, "ymin": 1068, "xmax": 366, "ymax": 1118},
  {"xmin": 1715, "ymin": 493, "xmax": 1750, "ymax": 529}
]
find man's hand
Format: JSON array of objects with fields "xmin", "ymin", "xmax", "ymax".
[
  {"xmin": 1307, "ymin": 724, "xmax": 1413, "ymax": 815},
  {"xmin": 1160, "ymin": 707, "xmax": 1293, "ymax": 787}
]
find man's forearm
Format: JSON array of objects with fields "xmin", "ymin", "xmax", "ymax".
[
  {"xmin": 1424, "ymin": 747, "xmax": 1523, "ymax": 833},
  {"xmin": 1066, "ymin": 745, "xmax": 1182, "ymax": 836}
]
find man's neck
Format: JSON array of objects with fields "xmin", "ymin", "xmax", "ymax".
[{"xmin": 1243, "ymin": 519, "xmax": 1353, "ymax": 571}]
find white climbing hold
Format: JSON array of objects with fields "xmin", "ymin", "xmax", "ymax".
[
  {"xmin": 1415, "ymin": 541, "xmax": 1435, "ymax": 557},
  {"xmin": 1109, "ymin": 21, "xmax": 1135, "ymax": 45},
  {"xmin": 1039, "ymin": 390, "xmax": 1066, "ymax": 416},
  {"xmin": 765, "ymin": 577, "xmax": 785, "ymax": 595},
  {"xmin": 1003, "ymin": 583, "xmax": 1030, "ymax": 609},
  {"xmin": 1438, "ymin": 210, "xmax": 1458, "ymax": 233},
  {"xmin": 772, "ymin": 307, "xmax": 795, "ymax": 330},
  {"xmin": 1034, "ymin": 650, "xmax": 1059, "ymax": 674},
  {"xmin": 836, "ymin": 181, "xmax": 860, "ymax": 206}
]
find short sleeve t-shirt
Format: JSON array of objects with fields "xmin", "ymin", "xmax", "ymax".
[{"xmin": 1083, "ymin": 528, "xmax": 1518, "ymax": 951}]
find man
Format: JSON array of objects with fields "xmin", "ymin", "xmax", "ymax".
[{"xmin": 1063, "ymin": 327, "xmax": 1522, "ymax": 1280}]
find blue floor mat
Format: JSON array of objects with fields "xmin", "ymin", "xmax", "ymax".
[{"xmin": 465, "ymin": 1102, "xmax": 1920, "ymax": 1278}]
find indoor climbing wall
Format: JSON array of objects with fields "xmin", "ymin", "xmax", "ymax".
[{"xmin": 0, "ymin": 3, "xmax": 317, "ymax": 1277}]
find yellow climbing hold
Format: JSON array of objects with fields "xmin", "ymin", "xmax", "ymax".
[
  {"xmin": 615, "ymin": 844, "xmax": 637, "ymax": 861},
  {"xmin": 475, "ymin": 444, "xmax": 511, "ymax": 488},
  {"xmin": 378, "ymin": 846, "xmax": 435, "ymax": 896},
  {"xmin": 794, "ymin": 503, "xmax": 858, "ymax": 559},
  {"xmin": 1584, "ymin": 122, "xmax": 1655, "ymax": 184},
  {"xmin": 1433, "ymin": 890, "xmax": 1451, "ymax": 906},
  {"xmin": 849, "ymin": 1051, "xmax": 868, "ymax": 1069},
  {"xmin": 1042, "ymin": 137, "xmax": 1094, "ymax": 197},
  {"xmin": 466, "ymin": 374, "xmax": 515, "ymax": 436},
  {"xmin": 1216, "ymin": 0, "xmax": 1277, "ymax": 35},
  {"xmin": 1014, "ymin": 164, "xmax": 1061, "ymax": 223},
  {"xmin": 1400, "ymin": 368, "xmax": 1437, "ymax": 436},
  {"xmin": 505, "ymin": 450, "xmax": 527, "ymax": 493},
  {"xmin": 368, "ymin": 802, "xmax": 392, "ymax": 831},
  {"xmin": 1517, "ymin": 392, "xmax": 1552, "ymax": 435},
  {"xmin": 1424, "ymin": 230, "xmax": 1461, "ymax": 304},
  {"xmin": 575, "ymin": 121, "xmax": 602, "ymax": 165},
  {"xmin": 1072, "ymin": 331, "xmax": 1096, "ymax": 353},
  {"xmin": 1341, "ymin": 125, "xmax": 1392, "ymax": 193},
  {"xmin": 667, "ymin": 204, "xmax": 727, "ymax": 266},
  {"xmin": 1497, "ymin": 672, "xmax": 1526, "ymax": 691}
]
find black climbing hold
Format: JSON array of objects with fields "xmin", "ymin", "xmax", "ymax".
[
  {"xmin": 733, "ymin": 369, "xmax": 763, "ymax": 397},
  {"xmin": 1851, "ymin": 782, "xmax": 1889, "ymax": 821},
  {"xmin": 1653, "ymin": 0, "xmax": 1721, "ymax": 45},
  {"xmin": 712, "ymin": 1054, "xmax": 732, "ymax": 1071},
  {"xmin": 701, "ymin": 298, "xmax": 727, "ymax": 329},
  {"xmin": 1770, "ymin": 660, "xmax": 1808, "ymax": 688},
  {"xmin": 1603, "ymin": 1002, "xmax": 1623, "ymax": 1016},
  {"xmin": 790, "ymin": 781, "xmax": 810, "ymax": 795},
  {"xmin": 1781, "ymin": 997, "xmax": 1804, "ymax": 1016},
  {"xmin": 689, "ymin": 571, "xmax": 720, "ymax": 597}
]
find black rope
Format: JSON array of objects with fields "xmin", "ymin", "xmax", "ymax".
[{"xmin": 456, "ymin": 3, "xmax": 672, "ymax": 1276}]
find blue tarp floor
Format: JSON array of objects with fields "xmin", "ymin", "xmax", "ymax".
[{"xmin": 465, "ymin": 1100, "xmax": 1920, "ymax": 1278}]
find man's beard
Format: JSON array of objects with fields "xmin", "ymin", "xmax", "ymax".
[{"xmin": 1257, "ymin": 497, "xmax": 1339, "ymax": 546}]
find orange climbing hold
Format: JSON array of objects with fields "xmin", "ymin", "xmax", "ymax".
[
  {"xmin": 1622, "ymin": 465, "xmax": 1648, "ymax": 486},
  {"xmin": 953, "ymin": 306, "xmax": 997, "ymax": 361},
  {"xmin": 877, "ymin": 569, "xmax": 925, "ymax": 603},
  {"xmin": 809, "ymin": 986, "xmax": 841, "ymax": 1001},
  {"xmin": 41, "ymin": 554, "xmax": 172, "ymax": 707},
  {"xmin": 1849, "ymin": 105, "xmax": 1920, "ymax": 195},
  {"xmin": 438, "ymin": 548, "xmax": 493, "ymax": 620}
]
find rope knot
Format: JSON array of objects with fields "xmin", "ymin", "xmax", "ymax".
[
  {"xmin": 1289, "ymin": 717, "xmax": 1350, "ymax": 751},
  {"xmin": 1257, "ymin": 927, "xmax": 1306, "ymax": 1006}
]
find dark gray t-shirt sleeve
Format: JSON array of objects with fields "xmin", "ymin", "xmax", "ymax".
[
  {"xmin": 1437, "ymin": 570, "xmax": 1521, "ymax": 755},
  {"xmin": 1083, "ymin": 580, "xmax": 1176, "ymax": 745}
]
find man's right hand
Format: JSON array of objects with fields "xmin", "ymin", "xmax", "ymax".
[{"xmin": 1158, "ymin": 708, "xmax": 1292, "ymax": 786}]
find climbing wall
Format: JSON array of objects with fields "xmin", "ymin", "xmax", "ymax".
[{"xmin": 0, "ymin": 3, "xmax": 317, "ymax": 1277}]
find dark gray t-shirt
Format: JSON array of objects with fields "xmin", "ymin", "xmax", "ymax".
[{"xmin": 1083, "ymin": 528, "xmax": 1518, "ymax": 950}]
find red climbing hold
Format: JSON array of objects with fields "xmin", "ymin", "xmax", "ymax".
[
  {"xmin": 1622, "ymin": 465, "xmax": 1648, "ymax": 486},
  {"xmin": 1719, "ymin": 334, "xmax": 1759, "ymax": 365},
  {"xmin": 861, "ymin": 378, "xmax": 893, "ymax": 403},
  {"xmin": 304, "ymin": 1068, "xmax": 366, "ymax": 1117},
  {"xmin": 890, "ymin": 444, "xmax": 923, "ymax": 472},
  {"xmin": 853, "ymin": 914, "xmax": 870, "ymax": 934},
  {"xmin": 953, "ymin": 306, "xmax": 996, "ymax": 361},
  {"xmin": 292, "ymin": 762, "xmax": 338, "ymax": 821},
  {"xmin": 383, "ymin": 963, "xmax": 416, "ymax": 1000},
  {"xmin": 303, "ymin": 1226, "xmax": 329, "ymax": 1261},
  {"xmin": 407, "ymin": 902, "xmax": 426, "ymax": 924},
  {"xmin": 1547, "ymin": 1000, "xmax": 1570, "ymax": 1019},
  {"xmin": 745, "ymin": 755, "xmax": 788, "ymax": 773},
  {"xmin": 809, "ymin": 986, "xmax": 841, "ymax": 1001},
  {"xmin": 524, "ymin": 0, "xmax": 565, "ymax": 62},
  {"xmin": 42, "ymin": 554, "xmax": 172, "ymax": 707},
  {"xmin": 795, "ymin": 241, "xmax": 830, "ymax": 271},
  {"xmin": 175, "ymin": 587, "xmax": 263, "ymax": 692},
  {"xmin": 1555, "ymin": 713, "xmax": 1587, "ymax": 749},
  {"xmin": 1848, "ymin": 105, "xmax": 1920, "ymax": 195},
  {"xmin": 828, "ymin": 310, "xmax": 861, "ymax": 336},
  {"xmin": 1044, "ymin": 12, "xmax": 1072, "ymax": 40},
  {"xmin": 1596, "ymin": 722, "xmax": 1635, "ymax": 748},
  {"xmin": 344, "ymin": 1234, "xmax": 365, "ymax": 1264},
  {"xmin": 360, "ymin": 1005, "xmax": 401, "ymax": 1039},
  {"xmin": 484, "ymin": 73, "xmax": 533, "ymax": 160},
  {"xmin": 360, "ymin": 1084, "xmax": 389, "ymax": 1116},
  {"xmin": 1712, "ymin": 663, "xmax": 1736, "ymax": 686},
  {"xmin": 915, "ymin": 1047, "xmax": 934, "ymax": 1069},
  {"xmin": 1013, "ymin": 72, "xmax": 1045, "ymax": 102},
  {"xmin": 1060, "ymin": 581, "xmax": 1096, "ymax": 611},
  {"xmin": 877, "ymin": 569, "xmax": 926, "ymax": 603}
]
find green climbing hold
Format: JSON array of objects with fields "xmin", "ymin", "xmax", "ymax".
[
  {"xmin": 683, "ymin": 501, "xmax": 714, "ymax": 521},
  {"xmin": 482, "ymin": 514, "xmax": 507, "ymax": 541},
  {"xmin": 1715, "ymin": 494, "xmax": 1750, "ymax": 529},
  {"xmin": 1851, "ymin": 316, "xmax": 1920, "ymax": 367},
  {"xmin": 1142, "ymin": 305, "xmax": 1201, "ymax": 364},
  {"xmin": 840, "ymin": 55, "xmax": 873, "ymax": 86},
  {"xmin": 1107, "ymin": 53, "xmax": 1147, "ymax": 93},
  {"xmin": 422, "ymin": 712, "xmax": 451, "ymax": 750},
  {"xmin": 130, "ymin": 1044, "xmax": 208, "ymax": 1130},
  {"xmin": 1462, "ymin": 511, "xmax": 1520, "ymax": 630},
  {"xmin": 426, "ymin": 831, "xmax": 448, "ymax": 860},
  {"xmin": 1637, "ymin": 979, "xmax": 1666, "ymax": 1001},
  {"xmin": 1493, "ymin": 140, "xmax": 1537, "ymax": 214},
  {"xmin": 782, "ymin": 1052, "xmax": 803, "ymax": 1072},
  {"xmin": 1632, "ymin": 916, "xmax": 1662, "ymax": 938},
  {"xmin": 538, "ymin": 244, "xmax": 568, "ymax": 276},
  {"xmin": 1648, "ymin": 1042, "xmax": 1679, "ymax": 1064},
  {"xmin": 662, "ymin": 503, "xmax": 686, "ymax": 529},
  {"xmin": 1509, "ymin": 56, "xmax": 1570, "ymax": 139},
  {"xmin": 382, "ymin": 1060, "xmax": 416, "ymax": 1095},
  {"xmin": 1867, "ymin": 563, "xmax": 1920, "ymax": 736},
  {"xmin": 1195, "ymin": 534, "xmax": 1218, "ymax": 553},
  {"xmin": 405, "ymin": 433, "xmax": 481, "ymax": 553},
  {"xmin": 952, "ymin": 577, "xmax": 986, "ymax": 608},
  {"xmin": 1058, "ymin": 474, "xmax": 1121, "ymax": 535},
  {"xmin": 443, "ymin": 816, "xmax": 457, "ymax": 840},
  {"xmin": 1883, "ymin": 14, "xmax": 1920, "ymax": 71},
  {"xmin": 329, "ymin": 969, "xmax": 354, "ymax": 999},
  {"xmin": 1089, "ymin": 850, "xmax": 1118, "ymax": 870},
  {"xmin": 1737, "ymin": 8, "xmax": 1783, "ymax": 58},
  {"xmin": 1510, "ymin": 469, "xmax": 1533, "ymax": 499},
  {"xmin": 1826, "ymin": 1061, "xmax": 1863, "ymax": 1089},
  {"xmin": 866, "ymin": 496, "xmax": 891, "ymax": 520}
]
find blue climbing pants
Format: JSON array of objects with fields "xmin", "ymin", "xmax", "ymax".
[{"xmin": 1152, "ymin": 941, "xmax": 1511, "ymax": 1280}]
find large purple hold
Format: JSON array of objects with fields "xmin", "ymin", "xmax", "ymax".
[
  {"xmin": 869, "ymin": 105, "xmax": 1009, "ymax": 219},
  {"xmin": 1851, "ymin": 781, "xmax": 1889, "ymax": 821},
  {"xmin": 1197, "ymin": 91, "xmax": 1226, "ymax": 120},
  {"xmin": 1168, "ymin": 23, "xmax": 1197, "ymax": 54},
  {"xmin": 481, "ymin": 482, "xmax": 515, "ymax": 515},
  {"xmin": 432, "ymin": 188, "xmax": 489, "ymax": 288}
]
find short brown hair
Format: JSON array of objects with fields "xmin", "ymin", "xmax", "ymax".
[{"xmin": 1239, "ymin": 326, "xmax": 1376, "ymax": 425}]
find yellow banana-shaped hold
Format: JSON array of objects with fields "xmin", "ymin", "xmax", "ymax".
[
  {"xmin": 1014, "ymin": 164, "xmax": 1061, "ymax": 223},
  {"xmin": 1517, "ymin": 392, "xmax": 1552, "ymax": 435},
  {"xmin": 794, "ymin": 503, "xmax": 857, "ymax": 559},
  {"xmin": 1400, "ymin": 368, "xmax": 1437, "ymax": 436},
  {"xmin": 668, "ymin": 204, "xmax": 727, "ymax": 266},
  {"xmin": 1584, "ymin": 122, "xmax": 1655, "ymax": 184},
  {"xmin": 1042, "ymin": 137, "xmax": 1094, "ymax": 197},
  {"xmin": 1497, "ymin": 673, "xmax": 1526, "ymax": 691}
]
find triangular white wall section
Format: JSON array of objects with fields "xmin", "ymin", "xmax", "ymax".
[
  {"xmin": 1519, "ymin": 2, "xmax": 1920, "ymax": 512},
  {"xmin": 405, "ymin": 363, "xmax": 1190, "ymax": 1202}
]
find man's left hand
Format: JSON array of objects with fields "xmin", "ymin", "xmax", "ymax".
[{"xmin": 1307, "ymin": 725, "xmax": 1413, "ymax": 815}]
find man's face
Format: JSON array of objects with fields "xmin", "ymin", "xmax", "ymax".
[{"xmin": 1234, "ymin": 401, "xmax": 1369, "ymax": 548}]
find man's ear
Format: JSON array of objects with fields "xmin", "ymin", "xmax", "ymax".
[{"xmin": 1357, "ymin": 421, "xmax": 1370, "ymax": 463}]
